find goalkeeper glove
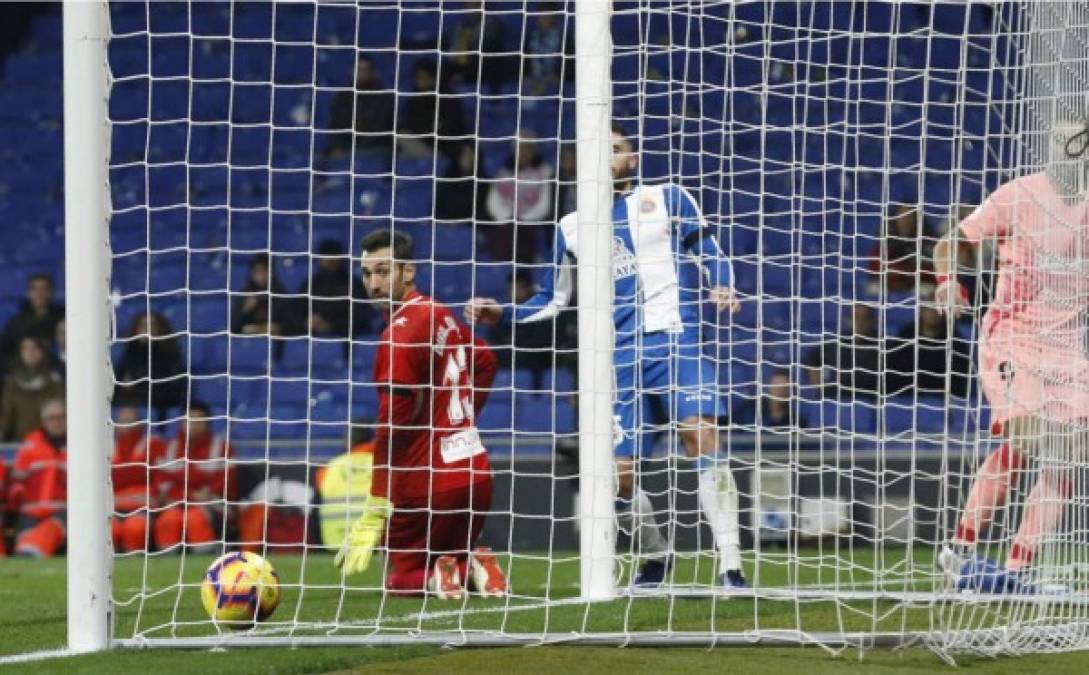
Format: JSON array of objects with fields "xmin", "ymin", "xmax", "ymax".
[{"xmin": 334, "ymin": 495, "xmax": 393, "ymax": 576}]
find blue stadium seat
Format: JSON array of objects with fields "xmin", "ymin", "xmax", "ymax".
[
  {"xmin": 311, "ymin": 340, "xmax": 350, "ymax": 379},
  {"xmin": 193, "ymin": 376, "xmax": 230, "ymax": 409},
  {"xmin": 270, "ymin": 379, "xmax": 312, "ymax": 410},
  {"xmin": 269, "ymin": 419, "xmax": 307, "ymax": 440},
  {"xmin": 541, "ymin": 368, "xmax": 576, "ymax": 395},
  {"xmin": 191, "ymin": 336, "xmax": 229, "ymax": 375},
  {"xmin": 230, "ymin": 419, "xmax": 271, "ymax": 442},
  {"xmin": 228, "ymin": 336, "xmax": 271, "ymax": 375},
  {"xmin": 349, "ymin": 396, "xmax": 378, "ymax": 424},
  {"xmin": 477, "ymin": 398, "xmax": 513, "ymax": 432},
  {"xmin": 431, "ymin": 224, "xmax": 475, "ymax": 261}
]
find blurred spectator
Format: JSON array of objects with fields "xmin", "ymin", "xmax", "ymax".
[
  {"xmin": 298, "ymin": 239, "xmax": 372, "ymax": 339},
  {"xmin": 397, "ymin": 58, "xmax": 467, "ymax": 161},
  {"xmin": 0, "ymin": 337, "xmax": 63, "ymax": 442},
  {"xmin": 866, "ymin": 204, "xmax": 934, "ymax": 295},
  {"xmin": 111, "ymin": 406, "xmax": 167, "ymax": 553},
  {"xmin": 435, "ymin": 141, "xmax": 485, "ymax": 224},
  {"xmin": 9, "ymin": 398, "xmax": 67, "ymax": 558},
  {"xmin": 523, "ymin": 3, "xmax": 573, "ymax": 96},
  {"xmin": 325, "ymin": 54, "xmax": 395, "ymax": 159},
  {"xmin": 442, "ymin": 0, "xmax": 516, "ymax": 89},
  {"xmin": 153, "ymin": 401, "xmax": 235, "ymax": 553},
  {"xmin": 803, "ymin": 304, "xmax": 882, "ymax": 400},
  {"xmin": 485, "ymin": 133, "xmax": 555, "ymax": 262},
  {"xmin": 494, "ymin": 271, "xmax": 576, "ymax": 387},
  {"xmin": 232, "ymin": 253, "xmax": 292, "ymax": 337},
  {"xmin": 758, "ymin": 369, "xmax": 806, "ymax": 429},
  {"xmin": 886, "ymin": 305, "xmax": 971, "ymax": 398},
  {"xmin": 315, "ymin": 423, "xmax": 376, "ymax": 548},
  {"xmin": 1, "ymin": 274, "xmax": 64, "ymax": 366},
  {"xmin": 555, "ymin": 143, "xmax": 577, "ymax": 219},
  {"xmin": 113, "ymin": 311, "xmax": 188, "ymax": 419},
  {"xmin": 53, "ymin": 319, "xmax": 66, "ymax": 366}
]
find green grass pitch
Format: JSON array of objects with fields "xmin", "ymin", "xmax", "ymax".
[{"xmin": 3, "ymin": 550, "xmax": 1089, "ymax": 674}]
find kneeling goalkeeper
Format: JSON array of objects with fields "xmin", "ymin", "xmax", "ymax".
[{"xmin": 335, "ymin": 230, "xmax": 508, "ymax": 599}]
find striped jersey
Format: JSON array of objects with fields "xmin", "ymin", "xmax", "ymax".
[{"xmin": 502, "ymin": 183, "xmax": 732, "ymax": 345}]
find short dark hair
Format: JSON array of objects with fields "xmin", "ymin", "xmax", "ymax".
[
  {"xmin": 612, "ymin": 123, "xmax": 632, "ymax": 142},
  {"xmin": 360, "ymin": 229, "xmax": 414, "ymax": 262},
  {"xmin": 248, "ymin": 252, "xmax": 270, "ymax": 271},
  {"xmin": 188, "ymin": 400, "xmax": 211, "ymax": 418}
]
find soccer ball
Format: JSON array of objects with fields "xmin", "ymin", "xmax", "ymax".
[{"xmin": 200, "ymin": 551, "xmax": 281, "ymax": 628}]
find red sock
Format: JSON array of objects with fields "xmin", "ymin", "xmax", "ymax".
[
  {"xmin": 954, "ymin": 442, "xmax": 1023, "ymax": 547},
  {"xmin": 1007, "ymin": 469, "xmax": 1072, "ymax": 571}
]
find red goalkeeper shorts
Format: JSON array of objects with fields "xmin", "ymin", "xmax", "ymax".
[{"xmin": 383, "ymin": 478, "xmax": 493, "ymax": 593}]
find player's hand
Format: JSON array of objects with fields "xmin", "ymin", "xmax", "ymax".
[
  {"xmin": 708, "ymin": 286, "xmax": 741, "ymax": 315},
  {"xmin": 934, "ymin": 277, "xmax": 969, "ymax": 318},
  {"xmin": 334, "ymin": 495, "xmax": 393, "ymax": 576},
  {"xmin": 464, "ymin": 297, "xmax": 503, "ymax": 326}
]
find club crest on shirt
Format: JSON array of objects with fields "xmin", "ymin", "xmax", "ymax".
[
  {"xmin": 613, "ymin": 237, "xmax": 637, "ymax": 279},
  {"xmin": 640, "ymin": 198, "xmax": 656, "ymax": 213}
]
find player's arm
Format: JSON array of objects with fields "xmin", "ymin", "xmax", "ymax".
[
  {"xmin": 932, "ymin": 189, "xmax": 1007, "ymax": 317},
  {"xmin": 470, "ymin": 336, "xmax": 498, "ymax": 416},
  {"xmin": 464, "ymin": 224, "xmax": 575, "ymax": 326},
  {"xmin": 931, "ymin": 232, "xmax": 970, "ymax": 317},
  {"xmin": 336, "ymin": 330, "xmax": 424, "ymax": 576},
  {"xmin": 670, "ymin": 185, "xmax": 740, "ymax": 314}
]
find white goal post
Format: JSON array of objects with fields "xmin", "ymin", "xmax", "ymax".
[
  {"xmin": 59, "ymin": 0, "xmax": 1089, "ymax": 662},
  {"xmin": 63, "ymin": 0, "xmax": 111, "ymax": 653}
]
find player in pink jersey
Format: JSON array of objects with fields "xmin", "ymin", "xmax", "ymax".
[
  {"xmin": 335, "ymin": 230, "xmax": 508, "ymax": 600},
  {"xmin": 932, "ymin": 120, "xmax": 1089, "ymax": 592}
]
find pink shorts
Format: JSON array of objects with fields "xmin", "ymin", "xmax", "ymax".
[{"xmin": 979, "ymin": 322, "xmax": 1089, "ymax": 429}]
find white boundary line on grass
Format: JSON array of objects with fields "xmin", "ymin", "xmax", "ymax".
[
  {"xmin": 225, "ymin": 595, "xmax": 596, "ymax": 640},
  {"xmin": 0, "ymin": 648, "xmax": 82, "ymax": 666}
]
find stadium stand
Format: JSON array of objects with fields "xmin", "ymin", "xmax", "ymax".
[{"xmin": 0, "ymin": 3, "xmax": 1002, "ymax": 455}]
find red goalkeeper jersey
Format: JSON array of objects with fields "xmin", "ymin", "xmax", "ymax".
[{"xmin": 371, "ymin": 290, "xmax": 497, "ymax": 502}]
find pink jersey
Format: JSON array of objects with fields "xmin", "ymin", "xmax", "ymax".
[
  {"xmin": 961, "ymin": 172, "xmax": 1089, "ymax": 426},
  {"xmin": 959, "ymin": 172, "xmax": 1089, "ymax": 343}
]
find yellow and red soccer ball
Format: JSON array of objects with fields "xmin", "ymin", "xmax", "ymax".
[{"xmin": 200, "ymin": 551, "xmax": 281, "ymax": 627}]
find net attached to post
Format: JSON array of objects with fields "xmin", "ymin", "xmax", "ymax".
[{"xmin": 98, "ymin": 0, "xmax": 1089, "ymax": 660}]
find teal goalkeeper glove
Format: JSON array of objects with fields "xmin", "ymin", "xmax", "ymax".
[{"xmin": 334, "ymin": 495, "xmax": 393, "ymax": 576}]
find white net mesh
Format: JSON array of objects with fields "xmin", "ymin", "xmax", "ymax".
[{"xmin": 100, "ymin": 0, "xmax": 1089, "ymax": 659}]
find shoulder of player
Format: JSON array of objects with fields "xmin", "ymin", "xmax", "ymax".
[
  {"xmin": 629, "ymin": 182, "xmax": 698, "ymax": 213},
  {"xmin": 392, "ymin": 295, "xmax": 462, "ymax": 339},
  {"xmin": 389, "ymin": 294, "xmax": 431, "ymax": 332},
  {"xmin": 992, "ymin": 172, "xmax": 1046, "ymax": 203},
  {"xmin": 557, "ymin": 210, "xmax": 578, "ymax": 237}
]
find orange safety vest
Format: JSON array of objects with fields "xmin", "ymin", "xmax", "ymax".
[{"xmin": 11, "ymin": 429, "xmax": 66, "ymax": 519}]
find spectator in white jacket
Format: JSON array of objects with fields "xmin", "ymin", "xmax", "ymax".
[{"xmin": 485, "ymin": 133, "xmax": 554, "ymax": 263}]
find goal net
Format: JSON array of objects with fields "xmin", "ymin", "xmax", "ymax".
[{"xmin": 82, "ymin": 0, "xmax": 1089, "ymax": 660}]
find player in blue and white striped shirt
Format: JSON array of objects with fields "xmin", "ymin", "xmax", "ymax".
[{"xmin": 466, "ymin": 125, "xmax": 745, "ymax": 589}]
